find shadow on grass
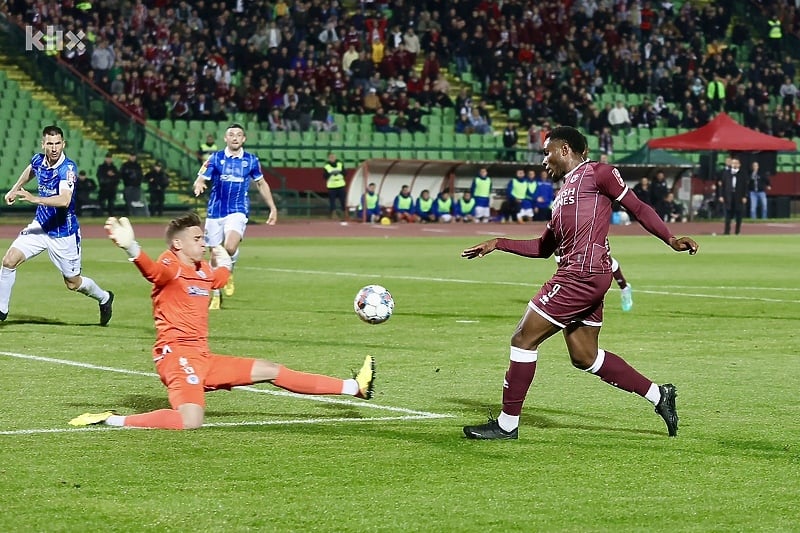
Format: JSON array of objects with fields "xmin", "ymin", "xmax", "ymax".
[{"xmin": 448, "ymin": 397, "xmax": 664, "ymax": 437}]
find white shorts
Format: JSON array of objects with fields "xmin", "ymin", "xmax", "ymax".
[
  {"xmin": 474, "ymin": 206, "xmax": 491, "ymax": 219},
  {"xmin": 204, "ymin": 213, "xmax": 248, "ymax": 247},
  {"xmin": 518, "ymin": 208, "xmax": 534, "ymax": 218},
  {"xmin": 11, "ymin": 221, "xmax": 82, "ymax": 278}
]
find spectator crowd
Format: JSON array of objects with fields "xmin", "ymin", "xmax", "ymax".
[{"xmin": 5, "ymin": 0, "xmax": 800, "ymax": 143}]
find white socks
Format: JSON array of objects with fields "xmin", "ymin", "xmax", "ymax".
[
  {"xmin": 498, "ymin": 412, "xmax": 519, "ymax": 432},
  {"xmin": 106, "ymin": 415, "xmax": 125, "ymax": 427},
  {"xmin": 341, "ymin": 379, "xmax": 359, "ymax": 396},
  {"xmin": 0, "ymin": 266, "xmax": 16, "ymax": 313},
  {"xmin": 76, "ymin": 276, "xmax": 109, "ymax": 303},
  {"xmin": 645, "ymin": 383, "xmax": 661, "ymax": 406}
]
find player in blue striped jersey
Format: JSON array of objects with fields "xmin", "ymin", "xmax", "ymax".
[
  {"xmin": 192, "ymin": 124, "xmax": 277, "ymax": 309},
  {"xmin": 0, "ymin": 125, "xmax": 114, "ymax": 324}
]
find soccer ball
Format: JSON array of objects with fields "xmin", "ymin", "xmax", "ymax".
[{"xmin": 354, "ymin": 284, "xmax": 394, "ymax": 324}]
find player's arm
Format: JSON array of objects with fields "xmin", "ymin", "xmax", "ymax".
[
  {"xmin": 104, "ymin": 217, "xmax": 181, "ymax": 284},
  {"xmin": 5, "ymin": 165, "xmax": 34, "ymax": 205},
  {"xmin": 193, "ymin": 156, "xmax": 213, "ymax": 196},
  {"xmin": 599, "ymin": 164, "xmax": 698, "ymax": 255},
  {"xmin": 254, "ymin": 178, "xmax": 278, "ymax": 225},
  {"xmin": 619, "ymin": 192, "xmax": 698, "ymax": 254},
  {"xmin": 14, "ymin": 176, "xmax": 73, "ymax": 208},
  {"xmin": 462, "ymin": 225, "xmax": 557, "ymax": 259}
]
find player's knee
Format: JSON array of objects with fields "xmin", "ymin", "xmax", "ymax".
[
  {"xmin": 569, "ymin": 352, "xmax": 594, "ymax": 370},
  {"xmin": 64, "ymin": 277, "xmax": 82, "ymax": 291},
  {"xmin": 2, "ymin": 249, "xmax": 23, "ymax": 269}
]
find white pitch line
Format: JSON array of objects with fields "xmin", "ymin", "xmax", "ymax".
[
  {"xmin": 0, "ymin": 415, "xmax": 447, "ymax": 437},
  {"xmin": 0, "ymin": 351, "xmax": 453, "ymax": 422},
  {"xmin": 248, "ymin": 267, "xmax": 800, "ymax": 304}
]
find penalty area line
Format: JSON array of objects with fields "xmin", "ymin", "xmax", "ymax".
[
  {"xmin": 0, "ymin": 414, "xmax": 450, "ymax": 437},
  {"xmin": 0, "ymin": 351, "xmax": 453, "ymax": 424}
]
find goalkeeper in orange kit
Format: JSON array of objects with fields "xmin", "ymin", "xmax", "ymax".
[{"xmin": 69, "ymin": 212, "xmax": 375, "ymax": 430}]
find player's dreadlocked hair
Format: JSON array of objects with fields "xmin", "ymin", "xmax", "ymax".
[
  {"xmin": 166, "ymin": 212, "xmax": 203, "ymax": 243},
  {"xmin": 546, "ymin": 126, "xmax": 588, "ymax": 156}
]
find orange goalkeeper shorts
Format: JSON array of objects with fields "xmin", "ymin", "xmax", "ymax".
[{"xmin": 154, "ymin": 345, "xmax": 256, "ymax": 408}]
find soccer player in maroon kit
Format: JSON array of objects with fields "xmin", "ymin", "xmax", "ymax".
[{"xmin": 461, "ymin": 127, "xmax": 699, "ymax": 439}]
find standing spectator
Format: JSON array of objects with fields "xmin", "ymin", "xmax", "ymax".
[
  {"xmin": 650, "ymin": 171, "xmax": 670, "ymax": 210},
  {"xmin": 119, "ymin": 152, "xmax": 144, "ymax": 216},
  {"xmin": 748, "ymin": 161, "xmax": 771, "ymax": 219},
  {"xmin": 470, "ymin": 167, "xmax": 493, "ymax": 223},
  {"xmin": 96, "ymin": 152, "xmax": 119, "ymax": 216},
  {"xmin": 502, "ymin": 122, "xmax": 519, "ymax": 162},
  {"xmin": 323, "ymin": 152, "xmax": 347, "ymax": 220},
  {"xmin": 719, "ymin": 157, "xmax": 748, "ymax": 235},
  {"xmin": 767, "ymin": 14, "xmax": 783, "ymax": 60},
  {"xmin": 607, "ymin": 101, "xmax": 632, "ymax": 135},
  {"xmin": 75, "ymin": 170, "xmax": 97, "ymax": 217},
  {"xmin": 146, "ymin": 161, "xmax": 169, "ymax": 217},
  {"xmin": 90, "ymin": 39, "xmax": 115, "ymax": 86},
  {"xmin": 633, "ymin": 177, "xmax": 653, "ymax": 206}
]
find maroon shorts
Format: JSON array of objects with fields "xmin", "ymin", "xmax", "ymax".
[{"xmin": 529, "ymin": 270, "xmax": 612, "ymax": 328}]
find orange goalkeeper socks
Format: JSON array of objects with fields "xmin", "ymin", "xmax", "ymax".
[
  {"xmin": 124, "ymin": 409, "xmax": 184, "ymax": 430},
  {"xmin": 272, "ymin": 365, "xmax": 345, "ymax": 395}
]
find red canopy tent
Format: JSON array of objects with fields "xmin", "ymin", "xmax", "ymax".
[{"xmin": 647, "ymin": 113, "xmax": 797, "ymax": 151}]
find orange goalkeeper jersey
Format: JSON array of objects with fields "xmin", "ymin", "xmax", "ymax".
[{"xmin": 132, "ymin": 249, "xmax": 230, "ymax": 354}]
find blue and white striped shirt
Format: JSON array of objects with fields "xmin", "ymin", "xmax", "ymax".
[
  {"xmin": 31, "ymin": 152, "xmax": 80, "ymax": 238},
  {"xmin": 198, "ymin": 148, "xmax": 264, "ymax": 218}
]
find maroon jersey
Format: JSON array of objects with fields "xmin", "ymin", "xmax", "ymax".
[{"xmin": 550, "ymin": 161, "xmax": 628, "ymax": 274}]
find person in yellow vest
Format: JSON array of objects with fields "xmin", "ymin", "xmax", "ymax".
[
  {"xmin": 415, "ymin": 189, "xmax": 436, "ymax": 223},
  {"xmin": 455, "ymin": 191, "xmax": 476, "ymax": 223},
  {"xmin": 198, "ymin": 133, "xmax": 218, "ymax": 163},
  {"xmin": 767, "ymin": 15, "xmax": 782, "ymax": 60},
  {"xmin": 434, "ymin": 190, "xmax": 453, "ymax": 223},
  {"xmin": 470, "ymin": 167, "xmax": 493, "ymax": 222},
  {"xmin": 500, "ymin": 169, "xmax": 529, "ymax": 223},
  {"xmin": 706, "ymin": 76, "xmax": 726, "ymax": 113},
  {"xmin": 323, "ymin": 152, "xmax": 347, "ymax": 220},
  {"xmin": 358, "ymin": 182, "xmax": 382, "ymax": 223},
  {"xmin": 392, "ymin": 184, "xmax": 415, "ymax": 223}
]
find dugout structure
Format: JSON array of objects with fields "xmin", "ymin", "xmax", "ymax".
[{"xmin": 346, "ymin": 159, "xmax": 542, "ymax": 221}]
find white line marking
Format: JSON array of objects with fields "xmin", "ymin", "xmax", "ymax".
[
  {"xmin": 0, "ymin": 351, "xmax": 453, "ymax": 435},
  {"xmin": 0, "ymin": 415, "xmax": 447, "ymax": 436},
  {"xmin": 247, "ymin": 267, "xmax": 800, "ymax": 304}
]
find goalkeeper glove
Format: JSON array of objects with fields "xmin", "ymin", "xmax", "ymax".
[
  {"xmin": 104, "ymin": 217, "xmax": 141, "ymax": 259},
  {"xmin": 211, "ymin": 245, "xmax": 232, "ymax": 270}
]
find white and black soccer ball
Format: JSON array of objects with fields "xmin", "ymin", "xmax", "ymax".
[{"xmin": 354, "ymin": 284, "xmax": 394, "ymax": 324}]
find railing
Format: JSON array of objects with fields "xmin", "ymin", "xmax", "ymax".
[{"xmin": 0, "ymin": 17, "xmax": 200, "ymax": 201}]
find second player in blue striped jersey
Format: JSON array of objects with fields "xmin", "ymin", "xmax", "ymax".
[{"xmin": 192, "ymin": 124, "xmax": 277, "ymax": 309}]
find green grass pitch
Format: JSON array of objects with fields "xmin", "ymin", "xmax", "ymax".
[{"xmin": 0, "ymin": 233, "xmax": 798, "ymax": 531}]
